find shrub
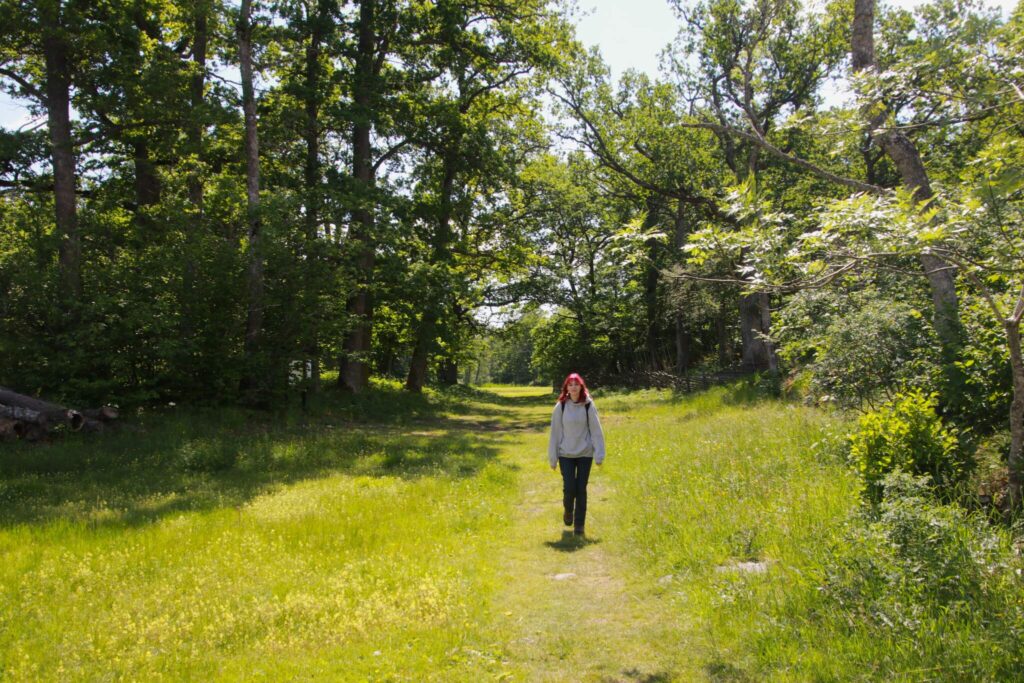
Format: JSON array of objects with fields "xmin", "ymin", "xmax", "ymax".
[
  {"xmin": 968, "ymin": 429, "xmax": 1011, "ymax": 506},
  {"xmin": 946, "ymin": 292, "xmax": 1014, "ymax": 431},
  {"xmin": 529, "ymin": 312, "xmax": 612, "ymax": 385},
  {"xmin": 773, "ymin": 288, "xmax": 940, "ymax": 409},
  {"xmin": 849, "ymin": 390, "xmax": 965, "ymax": 500},
  {"xmin": 816, "ymin": 471, "xmax": 1024, "ymax": 677}
]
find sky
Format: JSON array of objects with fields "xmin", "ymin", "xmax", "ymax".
[
  {"xmin": 573, "ymin": 0, "xmax": 679, "ymax": 82},
  {"xmin": 572, "ymin": 0, "xmax": 1020, "ymax": 81},
  {"xmin": 0, "ymin": 0, "xmax": 1020, "ymax": 130}
]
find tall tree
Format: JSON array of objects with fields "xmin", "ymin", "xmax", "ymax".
[
  {"xmin": 402, "ymin": 0, "xmax": 564, "ymax": 392},
  {"xmin": 337, "ymin": 0, "xmax": 394, "ymax": 393},
  {"xmin": 554, "ymin": 65, "xmax": 733, "ymax": 371},
  {"xmin": 851, "ymin": 0, "xmax": 962, "ymax": 360},
  {"xmin": 0, "ymin": 0, "xmax": 84, "ymax": 301},
  {"xmin": 188, "ymin": 0, "xmax": 211, "ymax": 215},
  {"xmin": 238, "ymin": 0, "xmax": 265, "ymax": 400},
  {"xmin": 670, "ymin": 0, "xmax": 850, "ymax": 371}
]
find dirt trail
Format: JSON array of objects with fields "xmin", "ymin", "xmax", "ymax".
[{"xmin": 484, "ymin": 388, "xmax": 696, "ymax": 682}]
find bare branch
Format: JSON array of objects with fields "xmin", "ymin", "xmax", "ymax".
[
  {"xmin": 676, "ymin": 121, "xmax": 886, "ymax": 195},
  {"xmin": 0, "ymin": 68, "xmax": 45, "ymax": 103},
  {"xmin": 666, "ymin": 250, "xmax": 918, "ymax": 294},
  {"xmin": 372, "ymin": 138, "xmax": 411, "ymax": 173},
  {"xmin": 1011, "ymin": 283, "xmax": 1024, "ymax": 324}
]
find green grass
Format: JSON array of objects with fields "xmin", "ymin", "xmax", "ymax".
[
  {"xmin": 0, "ymin": 382, "xmax": 536, "ymax": 680},
  {"xmin": 1, "ymin": 382, "xmax": 1021, "ymax": 680}
]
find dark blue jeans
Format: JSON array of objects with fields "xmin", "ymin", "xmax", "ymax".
[{"xmin": 559, "ymin": 456, "xmax": 593, "ymax": 529}]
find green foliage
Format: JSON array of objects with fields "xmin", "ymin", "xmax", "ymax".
[
  {"xmin": 849, "ymin": 390, "xmax": 966, "ymax": 501},
  {"xmin": 810, "ymin": 470, "xmax": 1024, "ymax": 677},
  {"xmin": 777, "ymin": 289, "xmax": 940, "ymax": 409},
  {"xmin": 529, "ymin": 310, "xmax": 612, "ymax": 385},
  {"xmin": 968, "ymin": 429, "xmax": 1012, "ymax": 505},
  {"xmin": 0, "ymin": 0, "xmax": 575, "ymax": 404},
  {"xmin": 484, "ymin": 311, "xmax": 541, "ymax": 385},
  {"xmin": 947, "ymin": 291, "xmax": 1014, "ymax": 430}
]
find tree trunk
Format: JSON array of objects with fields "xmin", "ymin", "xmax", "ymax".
[
  {"xmin": 0, "ymin": 387, "xmax": 83, "ymax": 431},
  {"xmin": 438, "ymin": 359, "xmax": 458, "ymax": 386},
  {"xmin": 0, "ymin": 387, "xmax": 117, "ymax": 440},
  {"xmin": 1003, "ymin": 289, "xmax": 1024, "ymax": 509},
  {"xmin": 188, "ymin": 4, "xmax": 207, "ymax": 213},
  {"xmin": 42, "ymin": 10, "xmax": 80, "ymax": 300},
  {"xmin": 339, "ymin": 0, "xmax": 378, "ymax": 393},
  {"xmin": 673, "ymin": 199, "xmax": 690, "ymax": 373},
  {"xmin": 739, "ymin": 291, "xmax": 774, "ymax": 371},
  {"xmin": 238, "ymin": 0, "xmax": 265, "ymax": 400},
  {"xmin": 406, "ymin": 149, "xmax": 457, "ymax": 393},
  {"xmin": 132, "ymin": 139, "xmax": 161, "ymax": 213},
  {"xmin": 675, "ymin": 313, "xmax": 690, "ymax": 372},
  {"xmin": 737, "ymin": 246, "xmax": 777, "ymax": 373},
  {"xmin": 302, "ymin": 1, "xmax": 331, "ymax": 395},
  {"xmin": 645, "ymin": 256, "xmax": 661, "ymax": 371},
  {"xmin": 851, "ymin": 0, "xmax": 962, "ymax": 358},
  {"xmin": 180, "ymin": 4, "xmax": 207, "ymax": 353},
  {"xmin": 717, "ymin": 297, "xmax": 733, "ymax": 367},
  {"xmin": 405, "ymin": 322, "xmax": 432, "ymax": 393}
]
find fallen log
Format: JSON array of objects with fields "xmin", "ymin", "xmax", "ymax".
[
  {"xmin": 80, "ymin": 418, "xmax": 106, "ymax": 434},
  {"xmin": 0, "ymin": 417, "xmax": 22, "ymax": 440},
  {"xmin": 0, "ymin": 386, "xmax": 117, "ymax": 440},
  {"xmin": 0, "ymin": 386, "xmax": 84, "ymax": 430},
  {"xmin": 82, "ymin": 405, "xmax": 119, "ymax": 422}
]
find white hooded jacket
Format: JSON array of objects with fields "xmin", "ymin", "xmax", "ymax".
[{"xmin": 547, "ymin": 398, "xmax": 606, "ymax": 468}]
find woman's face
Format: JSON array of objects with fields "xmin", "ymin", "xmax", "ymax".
[{"xmin": 567, "ymin": 380, "xmax": 582, "ymax": 401}]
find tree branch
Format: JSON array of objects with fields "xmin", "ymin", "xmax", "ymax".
[
  {"xmin": 676, "ymin": 120, "xmax": 886, "ymax": 195},
  {"xmin": 372, "ymin": 138, "xmax": 411, "ymax": 173},
  {"xmin": 0, "ymin": 68, "xmax": 45, "ymax": 103}
]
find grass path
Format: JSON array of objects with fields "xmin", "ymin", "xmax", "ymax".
[{"xmin": 471, "ymin": 386, "xmax": 695, "ymax": 682}]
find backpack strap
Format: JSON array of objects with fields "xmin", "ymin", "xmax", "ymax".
[{"xmin": 560, "ymin": 400, "xmax": 592, "ymax": 439}]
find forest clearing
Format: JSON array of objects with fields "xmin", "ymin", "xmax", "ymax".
[
  {"xmin": 3, "ymin": 0, "xmax": 1024, "ymax": 679},
  {"xmin": 2, "ymin": 383, "xmax": 1021, "ymax": 680}
]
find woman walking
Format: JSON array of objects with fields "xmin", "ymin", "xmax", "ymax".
[{"xmin": 548, "ymin": 373, "xmax": 606, "ymax": 536}]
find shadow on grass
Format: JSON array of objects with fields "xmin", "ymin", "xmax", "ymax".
[
  {"xmin": 544, "ymin": 530, "xmax": 600, "ymax": 552},
  {"xmin": 703, "ymin": 660, "xmax": 753, "ymax": 682},
  {"xmin": 440, "ymin": 386, "xmax": 553, "ymax": 417},
  {"xmin": 620, "ymin": 669, "xmax": 674, "ymax": 683},
  {"xmin": 0, "ymin": 384, "xmax": 538, "ymax": 530}
]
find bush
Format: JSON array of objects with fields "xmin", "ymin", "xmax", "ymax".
[
  {"xmin": 946, "ymin": 292, "xmax": 1014, "ymax": 431},
  {"xmin": 813, "ymin": 299, "xmax": 939, "ymax": 409},
  {"xmin": 773, "ymin": 289, "xmax": 940, "ymax": 409},
  {"xmin": 814, "ymin": 471, "xmax": 1024, "ymax": 677},
  {"xmin": 849, "ymin": 390, "xmax": 966, "ymax": 500},
  {"xmin": 968, "ymin": 430, "xmax": 1011, "ymax": 506}
]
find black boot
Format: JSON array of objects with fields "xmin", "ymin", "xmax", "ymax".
[{"xmin": 563, "ymin": 507, "xmax": 573, "ymax": 526}]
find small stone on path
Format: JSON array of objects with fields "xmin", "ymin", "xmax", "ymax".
[
  {"xmin": 552, "ymin": 572, "xmax": 577, "ymax": 581},
  {"xmin": 657, "ymin": 574, "xmax": 674, "ymax": 585},
  {"xmin": 715, "ymin": 561, "xmax": 770, "ymax": 574}
]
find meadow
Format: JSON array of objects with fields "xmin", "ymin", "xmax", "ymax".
[{"xmin": 1, "ymin": 383, "xmax": 1021, "ymax": 681}]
